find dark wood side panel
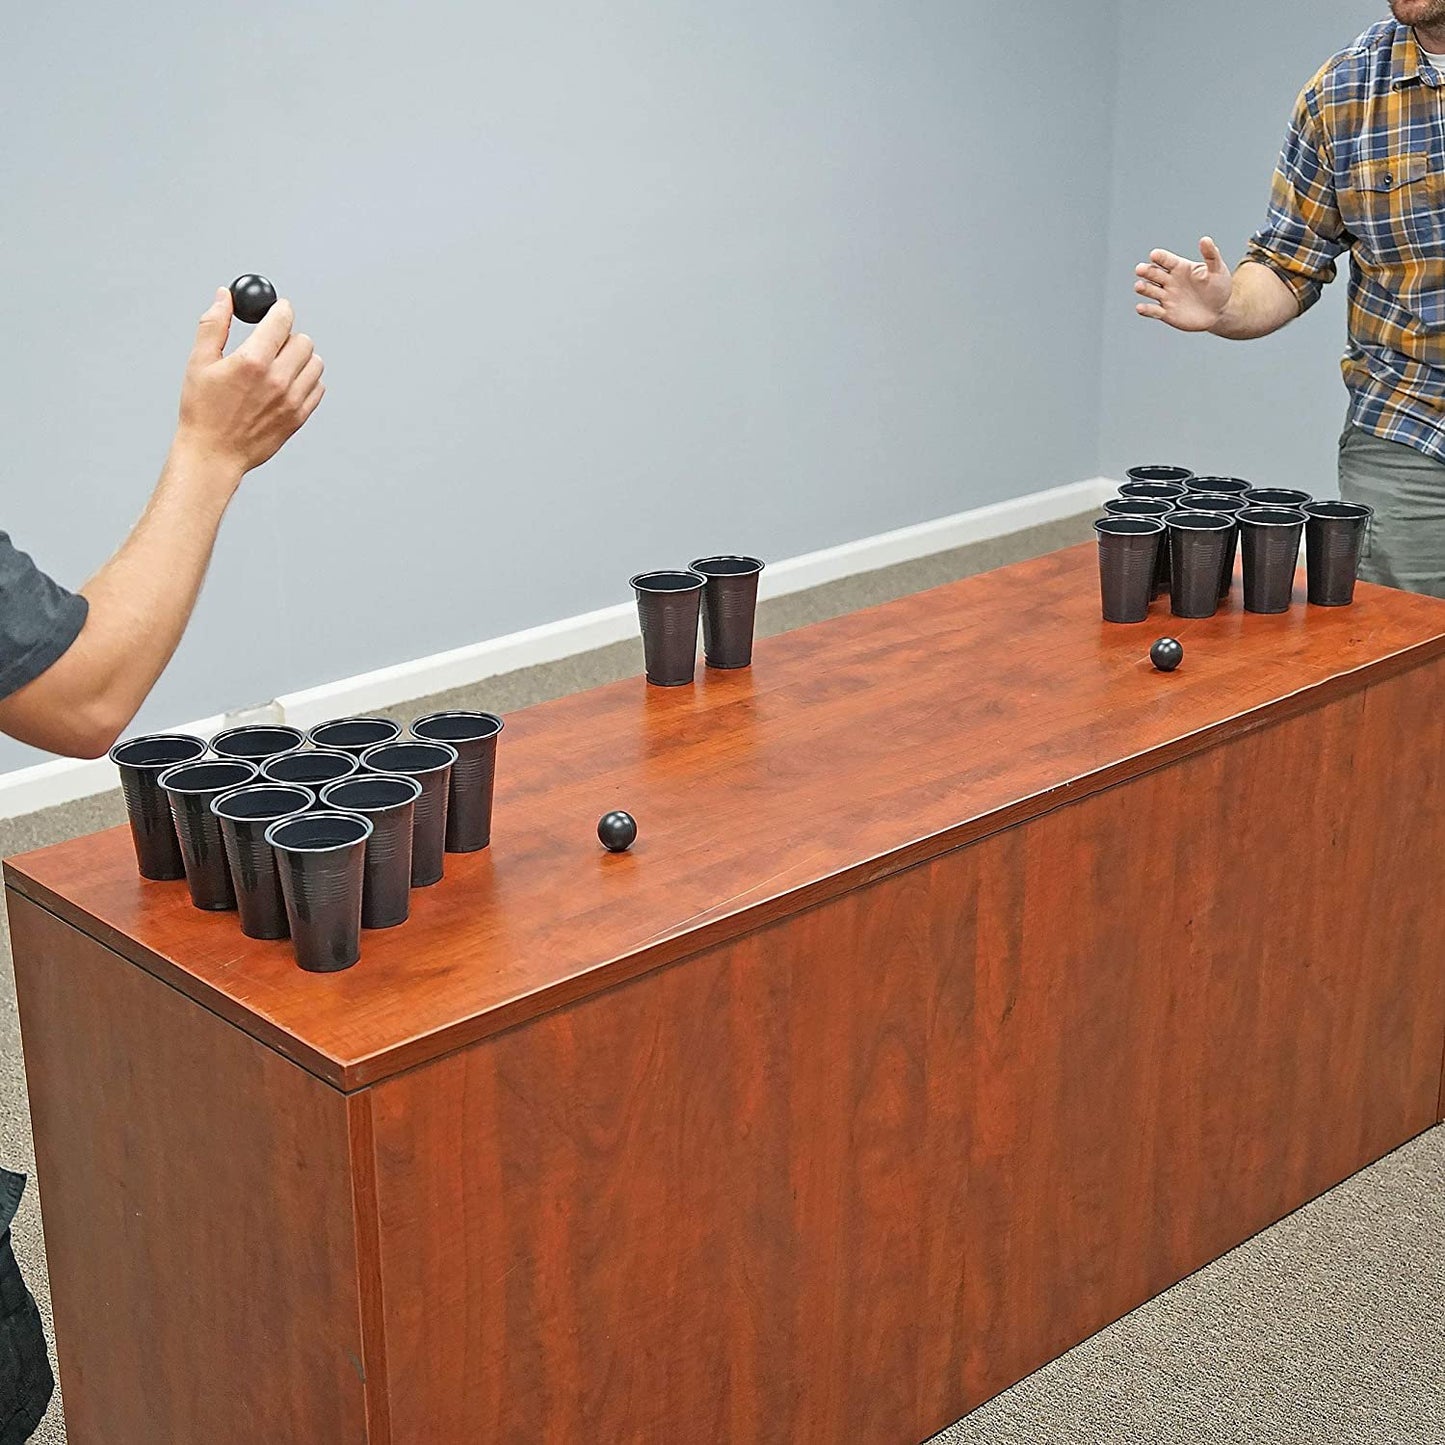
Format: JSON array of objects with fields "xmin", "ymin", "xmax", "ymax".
[
  {"xmin": 366, "ymin": 661, "xmax": 1445, "ymax": 1445},
  {"xmin": 7, "ymin": 895, "xmax": 371, "ymax": 1445},
  {"xmin": 963, "ymin": 657, "xmax": 1445, "ymax": 1406}
]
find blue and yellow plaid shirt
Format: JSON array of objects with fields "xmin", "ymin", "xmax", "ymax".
[{"xmin": 1246, "ymin": 20, "xmax": 1445, "ymax": 460}]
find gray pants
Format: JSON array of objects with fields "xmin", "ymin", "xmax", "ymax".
[{"xmin": 1338, "ymin": 423, "xmax": 1445, "ymax": 599}]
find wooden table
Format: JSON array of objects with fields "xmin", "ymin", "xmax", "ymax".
[{"xmin": 9, "ymin": 545, "xmax": 1445, "ymax": 1445}]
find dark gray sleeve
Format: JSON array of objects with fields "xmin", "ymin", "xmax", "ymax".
[{"xmin": 0, "ymin": 531, "xmax": 89, "ymax": 702}]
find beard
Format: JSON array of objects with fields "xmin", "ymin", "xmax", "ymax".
[{"xmin": 1392, "ymin": 0, "xmax": 1445, "ymax": 27}]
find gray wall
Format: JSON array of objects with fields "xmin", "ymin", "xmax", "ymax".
[
  {"xmin": 1098, "ymin": 3, "xmax": 1382, "ymax": 490},
  {"xmin": 0, "ymin": 1, "xmax": 1120, "ymax": 771}
]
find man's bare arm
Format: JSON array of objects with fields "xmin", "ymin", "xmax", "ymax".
[
  {"xmin": 1134, "ymin": 238, "xmax": 1300, "ymax": 340},
  {"xmin": 0, "ymin": 289, "xmax": 325, "ymax": 758}
]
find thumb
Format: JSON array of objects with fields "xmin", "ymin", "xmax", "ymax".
[
  {"xmin": 191, "ymin": 287, "xmax": 233, "ymax": 364},
  {"xmin": 1199, "ymin": 237, "xmax": 1227, "ymax": 273}
]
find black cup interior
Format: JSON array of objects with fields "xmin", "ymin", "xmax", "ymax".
[
  {"xmin": 1239, "ymin": 506, "xmax": 1307, "ymax": 526},
  {"xmin": 1127, "ymin": 466, "xmax": 1193, "ymax": 484},
  {"xmin": 412, "ymin": 712, "xmax": 504, "ymax": 744},
  {"xmin": 111, "ymin": 735, "xmax": 207, "ymax": 769},
  {"xmin": 268, "ymin": 813, "xmax": 371, "ymax": 851},
  {"xmin": 1190, "ymin": 476, "xmax": 1251, "ymax": 494},
  {"xmin": 1166, "ymin": 511, "xmax": 1234, "ymax": 531},
  {"xmin": 311, "ymin": 718, "xmax": 398, "ymax": 748},
  {"xmin": 1305, "ymin": 501, "xmax": 1371, "ymax": 522},
  {"xmin": 632, "ymin": 571, "xmax": 704, "ymax": 592},
  {"xmin": 1246, "ymin": 488, "xmax": 1311, "ymax": 505},
  {"xmin": 1097, "ymin": 517, "xmax": 1164, "ymax": 536},
  {"xmin": 265, "ymin": 751, "xmax": 356, "ymax": 785},
  {"xmin": 690, "ymin": 556, "xmax": 764, "ymax": 577},
  {"xmin": 321, "ymin": 776, "xmax": 421, "ymax": 812},
  {"xmin": 161, "ymin": 760, "xmax": 256, "ymax": 794},
  {"xmin": 1104, "ymin": 499, "xmax": 1173, "ymax": 517},
  {"xmin": 212, "ymin": 785, "xmax": 313, "ymax": 822},
  {"xmin": 1179, "ymin": 494, "xmax": 1247, "ymax": 513},
  {"xmin": 212, "ymin": 726, "xmax": 305, "ymax": 759},
  {"xmin": 364, "ymin": 742, "xmax": 455, "ymax": 774}
]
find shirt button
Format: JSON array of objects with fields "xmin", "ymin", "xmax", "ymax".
[{"xmin": 1383, "ymin": 173, "xmax": 1393, "ymax": 188}]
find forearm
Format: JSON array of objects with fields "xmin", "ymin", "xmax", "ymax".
[
  {"xmin": 1210, "ymin": 261, "xmax": 1302, "ymax": 341},
  {"xmin": 0, "ymin": 442, "xmax": 238, "ymax": 757}
]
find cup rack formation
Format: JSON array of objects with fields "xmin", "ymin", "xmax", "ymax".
[{"xmin": 1094, "ymin": 466, "xmax": 1373, "ymax": 624}]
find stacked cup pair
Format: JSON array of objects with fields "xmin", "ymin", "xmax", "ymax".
[{"xmin": 630, "ymin": 556, "xmax": 766, "ymax": 686}]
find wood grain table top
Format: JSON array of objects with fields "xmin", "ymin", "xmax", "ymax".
[{"xmin": 9, "ymin": 545, "xmax": 1445, "ymax": 1090}]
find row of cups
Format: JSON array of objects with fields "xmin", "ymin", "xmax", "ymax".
[
  {"xmin": 631, "ymin": 555, "xmax": 765, "ymax": 687},
  {"xmin": 1094, "ymin": 465, "xmax": 1374, "ymax": 623},
  {"xmin": 107, "ymin": 711, "xmax": 504, "ymax": 973}
]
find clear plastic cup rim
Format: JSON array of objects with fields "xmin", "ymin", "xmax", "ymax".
[
  {"xmin": 359, "ymin": 740, "xmax": 460, "ymax": 776},
  {"xmin": 157, "ymin": 759, "xmax": 260, "ymax": 796},
  {"xmin": 410, "ymin": 711, "xmax": 505, "ymax": 745},
  {"xmin": 319, "ymin": 773, "xmax": 424, "ymax": 815},
  {"xmin": 265, "ymin": 809, "xmax": 375, "ymax": 853},
  {"xmin": 109, "ymin": 732, "xmax": 208, "ymax": 772},
  {"xmin": 630, "ymin": 570, "xmax": 706, "ymax": 594},
  {"xmin": 209, "ymin": 782, "xmax": 316, "ymax": 825}
]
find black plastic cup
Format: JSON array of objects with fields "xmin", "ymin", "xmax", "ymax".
[
  {"xmin": 1104, "ymin": 498, "xmax": 1174, "ymax": 599},
  {"xmin": 305, "ymin": 717, "xmax": 402, "ymax": 757},
  {"xmin": 409, "ymin": 712, "xmax": 504, "ymax": 853},
  {"xmin": 1178, "ymin": 493, "xmax": 1249, "ymax": 599},
  {"xmin": 109, "ymin": 733, "xmax": 208, "ymax": 880},
  {"xmin": 1243, "ymin": 486, "xmax": 1312, "ymax": 509},
  {"xmin": 1165, "ymin": 512, "xmax": 1235, "ymax": 619},
  {"xmin": 1125, "ymin": 464, "xmax": 1194, "ymax": 488},
  {"xmin": 359, "ymin": 741, "xmax": 458, "ymax": 887},
  {"xmin": 318, "ymin": 774, "xmax": 422, "ymax": 929},
  {"xmin": 209, "ymin": 724, "xmax": 305, "ymax": 761},
  {"xmin": 265, "ymin": 811, "xmax": 373, "ymax": 973},
  {"xmin": 631, "ymin": 570, "xmax": 706, "ymax": 686},
  {"xmin": 1188, "ymin": 475, "xmax": 1252, "ymax": 497},
  {"xmin": 1304, "ymin": 500, "xmax": 1374, "ymax": 607},
  {"xmin": 1095, "ymin": 517, "xmax": 1164, "ymax": 623},
  {"xmin": 1238, "ymin": 506, "xmax": 1307, "ymax": 614},
  {"xmin": 260, "ymin": 748, "xmax": 360, "ymax": 791},
  {"xmin": 210, "ymin": 784, "xmax": 315, "ymax": 940},
  {"xmin": 688, "ymin": 556, "xmax": 766, "ymax": 670},
  {"xmin": 157, "ymin": 759, "xmax": 259, "ymax": 910}
]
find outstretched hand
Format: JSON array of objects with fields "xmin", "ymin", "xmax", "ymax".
[
  {"xmin": 1134, "ymin": 238, "xmax": 1233, "ymax": 332},
  {"xmin": 175, "ymin": 287, "xmax": 325, "ymax": 487}
]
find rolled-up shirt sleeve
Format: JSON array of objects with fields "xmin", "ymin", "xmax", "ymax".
[
  {"xmin": 0, "ymin": 532, "xmax": 88, "ymax": 702},
  {"xmin": 1244, "ymin": 81, "xmax": 1347, "ymax": 314}
]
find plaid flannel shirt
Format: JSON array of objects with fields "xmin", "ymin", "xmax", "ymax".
[{"xmin": 1246, "ymin": 21, "xmax": 1445, "ymax": 460}]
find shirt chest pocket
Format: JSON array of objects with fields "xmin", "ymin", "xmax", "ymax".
[{"xmin": 1342, "ymin": 153, "xmax": 1437, "ymax": 261}]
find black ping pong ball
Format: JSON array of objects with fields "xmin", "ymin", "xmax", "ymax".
[
  {"xmin": 598, "ymin": 811, "xmax": 638, "ymax": 852},
  {"xmin": 229, "ymin": 274, "xmax": 278, "ymax": 325},
  {"xmin": 1150, "ymin": 638, "xmax": 1184, "ymax": 672}
]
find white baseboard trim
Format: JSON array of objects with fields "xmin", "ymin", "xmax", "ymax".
[{"xmin": 0, "ymin": 477, "xmax": 1113, "ymax": 822}]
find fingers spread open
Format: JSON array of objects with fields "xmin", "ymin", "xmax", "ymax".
[
  {"xmin": 1149, "ymin": 249, "xmax": 1184, "ymax": 272},
  {"xmin": 1134, "ymin": 280, "xmax": 1164, "ymax": 302}
]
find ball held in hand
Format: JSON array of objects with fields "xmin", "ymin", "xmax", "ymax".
[
  {"xmin": 1150, "ymin": 638, "xmax": 1184, "ymax": 672},
  {"xmin": 598, "ymin": 811, "xmax": 638, "ymax": 852},
  {"xmin": 229, "ymin": 274, "xmax": 278, "ymax": 325}
]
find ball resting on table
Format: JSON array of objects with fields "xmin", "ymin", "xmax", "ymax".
[
  {"xmin": 597, "ymin": 811, "xmax": 638, "ymax": 852},
  {"xmin": 229, "ymin": 274, "xmax": 278, "ymax": 325},
  {"xmin": 1150, "ymin": 638, "xmax": 1184, "ymax": 673}
]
